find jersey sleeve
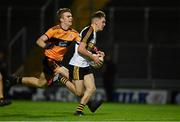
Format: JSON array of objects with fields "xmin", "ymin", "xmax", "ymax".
[
  {"xmin": 74, "ymin": 33, "xmax": 81, "ymax": 43},
  {"xmin": 45, "ymin": 28, "xmax": 56, "ymax": 39},
  {"xmin": 81, "ymin": 27, "xmax": 93, "ymax": 44}
]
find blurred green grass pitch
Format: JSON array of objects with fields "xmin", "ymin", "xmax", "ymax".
[{"xmin": 0, "ymin": 100, "xmax": 180, "ymax": 121}]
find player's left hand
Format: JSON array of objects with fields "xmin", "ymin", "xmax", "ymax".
[{"xmin": 97, "ymin": 51, "xmax": 105, "ymax": 58}]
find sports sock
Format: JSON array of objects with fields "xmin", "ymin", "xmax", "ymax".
[
  {"xmin": 49, "ymin": 74, "xmax": 69, "ymax": 86},
  {"xmin": 60, "ymin": 76, "xmax": 68, "ymax": 85},
  {"xmin": 76, "ymin": 103, "xmax": 85, "ymax": 113}
]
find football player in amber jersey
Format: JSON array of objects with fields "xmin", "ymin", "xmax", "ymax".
[{"xmin": 7, "ymin": 8, "xmax": 83, "ymax": 95}]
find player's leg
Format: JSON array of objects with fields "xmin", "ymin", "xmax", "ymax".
[
  {"xmin": 3, "ymin": 57, "xmax": 62, "ymax": 91},
  {"xmin": 73, "ymin": 80, "xmax": 86, "ymax": 116},
  {"xmin": 72, "ymin": 73, "xmax": 102, "ymax": 113},
  {"xmin": 72, "ymin": 66, "xmax": 86, "ymax": 116},
  {"xmin": 21, "ymin": 72, "xmax": 47, "ymax": 88},
  {"xmin": 51, "ymin": 64, "xmax": 81, "ymax": 96},
  {"xmin": 51, "ymin": 66, "xmax": 77, "ymax": 95},
  {"xmin": 84, "ymin": 74, "xmax": 103, "ymax": 113},
  {"xmin": 54, "ymin": 66, "xmax": 69, "ymax": 78},
  {"xmin": 80, "ymin": 73, "xmax": 96, "ymax": 104},
  {"xmin": 73, "ymin": 80, "xmax": 85, "ymax": 97},
  {"xmin": 5, "ymin": 57, "xmax": 53, "ymax": 88},
  {"xmin": 77, "ymin": 73, "xmax": 103, "ymax": 113},
  {"xmin": 74, "ymin": 73, "xmax": 96, "ymax": 115},
  {"xmin": 4, "ymin": 72, "xmax": 48, "ymax": 88},
  {"xmin": 66, "ymin": 65, "xmax": 87, "ymax": 115}
]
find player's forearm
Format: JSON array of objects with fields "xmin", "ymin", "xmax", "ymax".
[
  {"xmin": 36, "ymin": 34, "xmax": 49, "ymax": 48},
  {"xmin": 78, "ymin": 46, "xmax": 93, "ymax": 61},
  {"xmin": 36, "ymin": 38, "xmax": 46, "ymax": 48}
]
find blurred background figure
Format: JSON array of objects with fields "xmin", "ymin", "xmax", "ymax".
[
  {"xmin": 0, "ymin": 49, "xmax": 12, "ymax": 106},
  {"xmin": 102, "ymin": 53, "xmax": 117, "ymax": 102}
]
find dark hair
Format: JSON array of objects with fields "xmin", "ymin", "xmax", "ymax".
[
  {"xmin": 57, "ymin": 8, "xmax": 71, "ymax": 19},
  {"xmin": 91, "ymin": 11, "xmax": 106, "ymax": 19}
]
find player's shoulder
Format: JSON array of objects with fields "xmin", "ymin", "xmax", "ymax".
[
  {"xmin": 70, "ymin": 28, "xmax": 79, "ymax": 34},
  {"xmin": 81, "ymin": 26, "xmax": 93, "ymax": 33},
  {"xmin": 51, "ymin": 25, "xmax": 61, "ymax": 30},
  {"xmin": 83, "ymin": 26, "xmax": 91, "ymax": 31},
  {"xmin": 46, "ymin": 25, "xmax": 60, "ymax": 33}
]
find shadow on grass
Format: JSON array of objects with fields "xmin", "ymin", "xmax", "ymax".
[
  {"xmin": 1, "ymin": 112, "xmax": 109, "ymax": 116},
  {"xmin": 0, "ymin": 112, "xmax": 111, "ymax": 121},
  {"xmin": 0, "ymin": 112, "xmax": 72, "ymax": 118}
]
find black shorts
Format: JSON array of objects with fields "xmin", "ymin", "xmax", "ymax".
[
  {"xmin": 68, "ymin": 65, "xmax": 92, "ymax": 80},
  {"xmin": 42, "ymin": 57, "xmax": 62, "ymax": 80}
]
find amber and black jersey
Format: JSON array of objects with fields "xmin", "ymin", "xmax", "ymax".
[
  {"xmin": 44, "ymin": 25, "xmax": 81, "ymax": 61},
  {"xmin": 69, "ymin": 26, "xmax": 97, "ymax": 67}
]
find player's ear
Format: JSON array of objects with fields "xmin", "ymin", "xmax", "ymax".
[
  {"xmin": 92, "ymin": 18, "xmax": 98, "ymax": 25},
  {"xmin": 94, "ymin": 19, "xmax": 99, "ymax": 25},
  {"xmin": 60, "ymin": 18, "xmax": 63, "ymax": 23}
]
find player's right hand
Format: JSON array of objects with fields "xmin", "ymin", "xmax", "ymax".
[{"xmin": 44, "ymin": 43, "xmax": 54, "ymax": 49}]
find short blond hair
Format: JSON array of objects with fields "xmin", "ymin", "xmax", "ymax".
[
  {"xmin": 57, "ymin": 8, "xmax": 71, "ymax": 19},
  {"xmin": 91, "ymin": 11, "xmax": 106, "ymax": 19}
]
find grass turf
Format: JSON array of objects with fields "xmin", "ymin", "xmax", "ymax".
[{"xmin": 0, "ymin": 100, "xmax": 180, "ymax": 121}]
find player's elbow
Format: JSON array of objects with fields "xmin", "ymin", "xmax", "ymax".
[
  {"xmin": 78, "ymin": 46, "xmax": 84, "ymax": 55},
  {"xmin": 36, "ymin": 39, "xmax": 41, "ymax": 46}
]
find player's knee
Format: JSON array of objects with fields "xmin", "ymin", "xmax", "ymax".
[
  {"xmin": 84, "ymin": 88, "xmax": 96, "ymax": 99},
  {"xmin": 76, "ymin": 91, "xmax": 84, "ymax": 97},
  {"xmin": 37, "ymin": 79, "xmax": 47, "ymax": 87},
  {"xmin": 91, "ymin": 86, "xmax": 96, "ymax": 94},
  {"xmin": 87, "ymin": 86, "xmax": 96, "ymax": 95}
]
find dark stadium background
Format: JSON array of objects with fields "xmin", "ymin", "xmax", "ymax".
[{"xmin": 1, "ymin": 0, "xmax": 180, "ymax": 104}]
